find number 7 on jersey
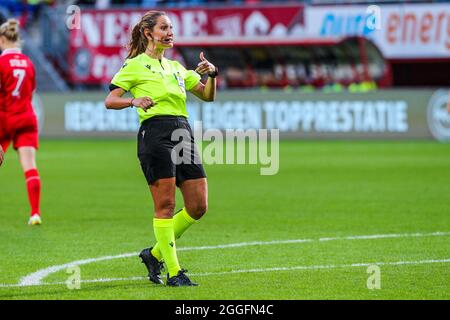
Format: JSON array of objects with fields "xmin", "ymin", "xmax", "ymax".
[{"xmin": 12, "ymin": 68, "xmax": 26, "ymax": 97}]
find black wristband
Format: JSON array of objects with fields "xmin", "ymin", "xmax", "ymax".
[{"xmin": 208, "ymin": 68, "xmax": 218, "ymax": 78}]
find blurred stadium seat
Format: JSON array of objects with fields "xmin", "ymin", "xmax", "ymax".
[{"xmin": 0, "ymin": 0, "xmax": 448, "ymax": 92}]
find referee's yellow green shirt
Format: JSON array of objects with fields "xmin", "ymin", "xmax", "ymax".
[{"xmin": 110, "ymin": 53, "xmax": 201, "ymax": 123}]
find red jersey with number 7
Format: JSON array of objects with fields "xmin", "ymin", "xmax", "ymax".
[{"xmin": 0, "ymin": 48, "xmax": 36, "ymax": 115}]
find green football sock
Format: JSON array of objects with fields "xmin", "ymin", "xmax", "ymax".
[
  {"xmin": 151, "ymin": 208, "xmax": 197, "ymax": 262},
  {"xmin": 153, "ymin": 218, "xmax": 180, "ymax": 278}
]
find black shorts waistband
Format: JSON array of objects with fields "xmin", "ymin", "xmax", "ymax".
[{"xmin": 141, "ymin": 115, "xmax": 188, "ymax": 125}]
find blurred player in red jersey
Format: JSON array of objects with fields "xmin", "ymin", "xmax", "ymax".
[
  {"xmin": 0, "ymin": 144, "xmax": 4, "ymax": 166},
  {"xmin": 0, "ymin": 19, "xmax": 42, "ymax": 225}
]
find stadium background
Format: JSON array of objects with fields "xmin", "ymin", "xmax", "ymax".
[
  {"xmin": 0, "ymin": 0, "xmax": 449, "ymax": 300},
  {"xmin": 1, "ymin": 0, "xmax": 449, "ymax": 140}
]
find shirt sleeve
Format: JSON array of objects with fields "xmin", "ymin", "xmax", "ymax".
[
  {"xmin": 176, "ymin": 61, "xmax": 201, "ymax": 91},
  {"xmin": 185, "ymin": 70, "xmax": 201, "ymax": 91},
  {"xmin": 110, "ymin": 61, "xmax": 137, "ymax": 92}
]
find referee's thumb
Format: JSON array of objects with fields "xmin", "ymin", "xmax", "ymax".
[{"xmin": 199, "ymin": 51, "xmax": 206, "ymax": 61}]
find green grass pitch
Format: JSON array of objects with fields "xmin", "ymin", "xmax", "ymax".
[{"xmin": 0, "ymin": 140, "xmax": 449, "ymax": 299}]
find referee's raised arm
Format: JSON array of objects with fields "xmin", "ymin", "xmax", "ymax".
[{"xmin": 190, "ymin": 51, "xmax": 217, "ymax": 102}]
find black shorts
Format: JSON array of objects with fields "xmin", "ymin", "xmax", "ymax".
[{"xmin": 137, "ymin": 115, "xmax": 206, "ymax": 186}]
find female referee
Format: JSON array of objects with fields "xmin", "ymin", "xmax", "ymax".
[
  {"xmin": 105, "ymin": 11, "xmax": 217, "ymax": 286},
  {"xmin": 0, "ymin": 19, "xmax": 42, "ymax": 226}
]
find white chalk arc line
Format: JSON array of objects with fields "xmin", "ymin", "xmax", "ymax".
[
  {"xmin": 15, "ymin": 231, "xmax": 450, "ymax": 287},
  {"xmin": 1, "ymin": 258, "xmax": 449, "ymax": 288}
]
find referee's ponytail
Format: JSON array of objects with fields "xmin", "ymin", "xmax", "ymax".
[{"xmin": 127, "ymin": 10, "xmax": 166, "ymax": 59}]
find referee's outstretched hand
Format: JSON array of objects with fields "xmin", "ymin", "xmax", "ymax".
[
  {"xmin": 195, "ymin": 52, "xmax": 216, "ymax": 76},
  {"xmin": 133, "ymin": 96, "xmax": 157, "ymax": 112}
]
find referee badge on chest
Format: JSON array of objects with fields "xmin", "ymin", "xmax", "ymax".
[{"xmin": 174, "ymin": 72, "xmax": 186, "ymax": 94}]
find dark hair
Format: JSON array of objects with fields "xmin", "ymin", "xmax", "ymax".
[
  {"xmin": 127, "ymin": 11, "xmax": 166, "ymax": 59},
  {"xmin": 0, "ymin": 19, "xmax": 20, "ymax": 43}
]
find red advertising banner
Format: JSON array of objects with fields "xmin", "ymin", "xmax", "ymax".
[{"xmin": 68, "ymin": 5, "xmax": 305, "ymax": 84}]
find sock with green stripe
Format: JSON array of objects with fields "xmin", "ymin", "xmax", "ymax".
[
  {"xmin": 151, "ymin": 208, "xmax": 197, "ymax": 262},
  {"xmin": 153, "ymin": 218, "xmax": 180, "ymax": 278}
]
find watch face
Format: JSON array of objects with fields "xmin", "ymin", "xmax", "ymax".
[{"xmin": 209, "ymin": 69, "xmax": 218, "ymax": 78}]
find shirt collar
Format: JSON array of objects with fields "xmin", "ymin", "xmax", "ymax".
[
  {"xmin": 1, "ymin": 48, "xmax": 22, "ymax": 56},
  {"xmin": 141, "ymin": 53, "xmax": 165, "ymax": 62}
]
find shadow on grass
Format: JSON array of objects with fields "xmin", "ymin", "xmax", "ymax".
[{"xmin": 0, "ymin": 280, "xmax": 166, "ymax": 300}]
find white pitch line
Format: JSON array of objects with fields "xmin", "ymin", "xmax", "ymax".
[
  {"xmin": 1, "ymin": 258, "xmax": 449, "ymax": 288},
  {"xmin": 14, "ymin": 231, "xmax": 450, "ymax": 287},
  {"xmin": 18, "ymin": 253, "xmax": 138, "ymax": 287}
]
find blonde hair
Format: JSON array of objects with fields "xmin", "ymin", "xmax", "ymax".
[
  {"xmin": 127, "ymin": 11, "xmax": 166, "ymax": 59},
  {"xmin": 0, "ymin": 19, "xmax": 21, "ymax": 43}
]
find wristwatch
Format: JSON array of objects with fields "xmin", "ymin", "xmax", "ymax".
[{"xmin": 208, "ymin": 68, "xmax": 218, "ymax": 78}]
